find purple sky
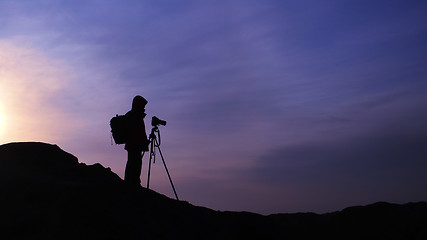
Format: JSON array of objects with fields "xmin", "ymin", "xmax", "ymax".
[{"xmin": 1, "ymin": 0, "xmax": 427, "ymax": 214}]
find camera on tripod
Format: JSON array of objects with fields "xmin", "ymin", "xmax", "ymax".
[
  {"xmin": 151, "ymin": 116, "xmax": 166, "ymax": 127},
  {"xmin": 146, "ymin": 115, "xmax": 178, "ymax": 200}
]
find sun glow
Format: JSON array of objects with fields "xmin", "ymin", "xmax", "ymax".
[
  {"xmin": 0, "ymin": 103, "xmax": 5, "ymax": 141},
  {"xmin": 0, "ymin": 113, "xmax": 3, "ymax": 135},
  {"xmin": 0, "ymin": 105, "xmax": 8, "ymax": 144},
  {"xmin": 0, "ymin": 39, "xmax": 81, "ymax": 144}
]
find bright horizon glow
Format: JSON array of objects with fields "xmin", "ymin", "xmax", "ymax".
[
  {"xmin": 0, "ymin": 39, "xmax": 82, "ymax": 144},
  {"xmin": 0, "ymin": 110, "xmax": 3, "ymax": 137}
]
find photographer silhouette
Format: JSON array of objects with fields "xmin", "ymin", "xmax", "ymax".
[{"xmin": 124, "ymin": 95, "xmax": 149, "ymax": 186}]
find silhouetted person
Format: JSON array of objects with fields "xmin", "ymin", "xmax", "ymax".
[{"xmin": 124, "ymin": 95, "xmax": 149, "ymax": 186}]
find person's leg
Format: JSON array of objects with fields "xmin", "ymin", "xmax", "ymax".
[{"xmin": 125, "ymin": 150, "xmax": 142, "ymax": 185}]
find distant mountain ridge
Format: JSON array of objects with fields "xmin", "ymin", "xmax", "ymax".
[{"xmin": 1, "ymin": 142, "xmax": 426, "ymax": 239}]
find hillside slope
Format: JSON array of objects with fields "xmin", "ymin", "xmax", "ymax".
[{"xmin": 0, "ymin": 142, "xmax": 426, "ymax": 239}]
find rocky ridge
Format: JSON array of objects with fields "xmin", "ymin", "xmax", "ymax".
[{"xmin": 1, "ymin": 142, "xmax": 426, "ymax": 239}]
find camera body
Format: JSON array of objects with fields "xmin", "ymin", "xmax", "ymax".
[{"xmin": 151, "ymin": 116, "xmax": 167, "ymax": 127}]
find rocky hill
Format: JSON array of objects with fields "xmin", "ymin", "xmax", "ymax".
[{"xmin": 1, "ymin": 142, "xmax": 426, "ymax": 239}]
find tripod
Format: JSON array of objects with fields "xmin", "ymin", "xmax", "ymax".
[{"xmin": 146, "ymin": 126, "xmax": 179, "ymax": 200}]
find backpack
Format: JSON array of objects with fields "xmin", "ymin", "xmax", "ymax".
[{"xmin": 110, "ymin": 114, "xmax": 128, "ymax": 144}]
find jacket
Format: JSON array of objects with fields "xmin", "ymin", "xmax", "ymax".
[{"xmin": 124, "ymin": 109, "xmax": 149, "ymax": 151}]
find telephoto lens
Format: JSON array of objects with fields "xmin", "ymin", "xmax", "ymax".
[{"xmin": 151, "ymin": 116, "xmax": 167, "ymax": 127}]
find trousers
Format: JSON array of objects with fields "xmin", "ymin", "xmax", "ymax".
[{"xmin": 124, "ymin": 150, "xmax": 143, "ymax": 185}]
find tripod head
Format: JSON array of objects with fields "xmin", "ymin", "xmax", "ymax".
[
  {"xmin": 149, "ymin": 125, "xmax": 162, "ymax": 145},
  {"xmin": 149, "ymin": 115, "xmax": 166, "ymax": 144}
]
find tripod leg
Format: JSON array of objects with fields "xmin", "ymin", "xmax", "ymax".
[
  {"xmin": 147, "ymin": 140, "xmax": 154, "ymax": 189},
  {"xmin": 155, "ymin": 139, "xmax": 179, "ymax": 201}
]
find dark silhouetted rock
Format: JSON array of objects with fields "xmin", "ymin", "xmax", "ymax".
[{"xmin": 0, "ymin": 142, "xmax": 426, "ymax": 239}]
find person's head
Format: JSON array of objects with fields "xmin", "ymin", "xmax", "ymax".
[{"xmin": 132, "ymin": 95, "xmax": 148, "ymax": 112}]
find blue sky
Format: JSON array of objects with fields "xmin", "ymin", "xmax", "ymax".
[{"xmin": 1, "ymin": 0, "xmax": 427, "ymax": 214}]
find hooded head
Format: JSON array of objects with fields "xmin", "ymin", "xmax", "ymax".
[{"xmin": 132, "ymin": 95, "xmax": 148, "ymax": 112}]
